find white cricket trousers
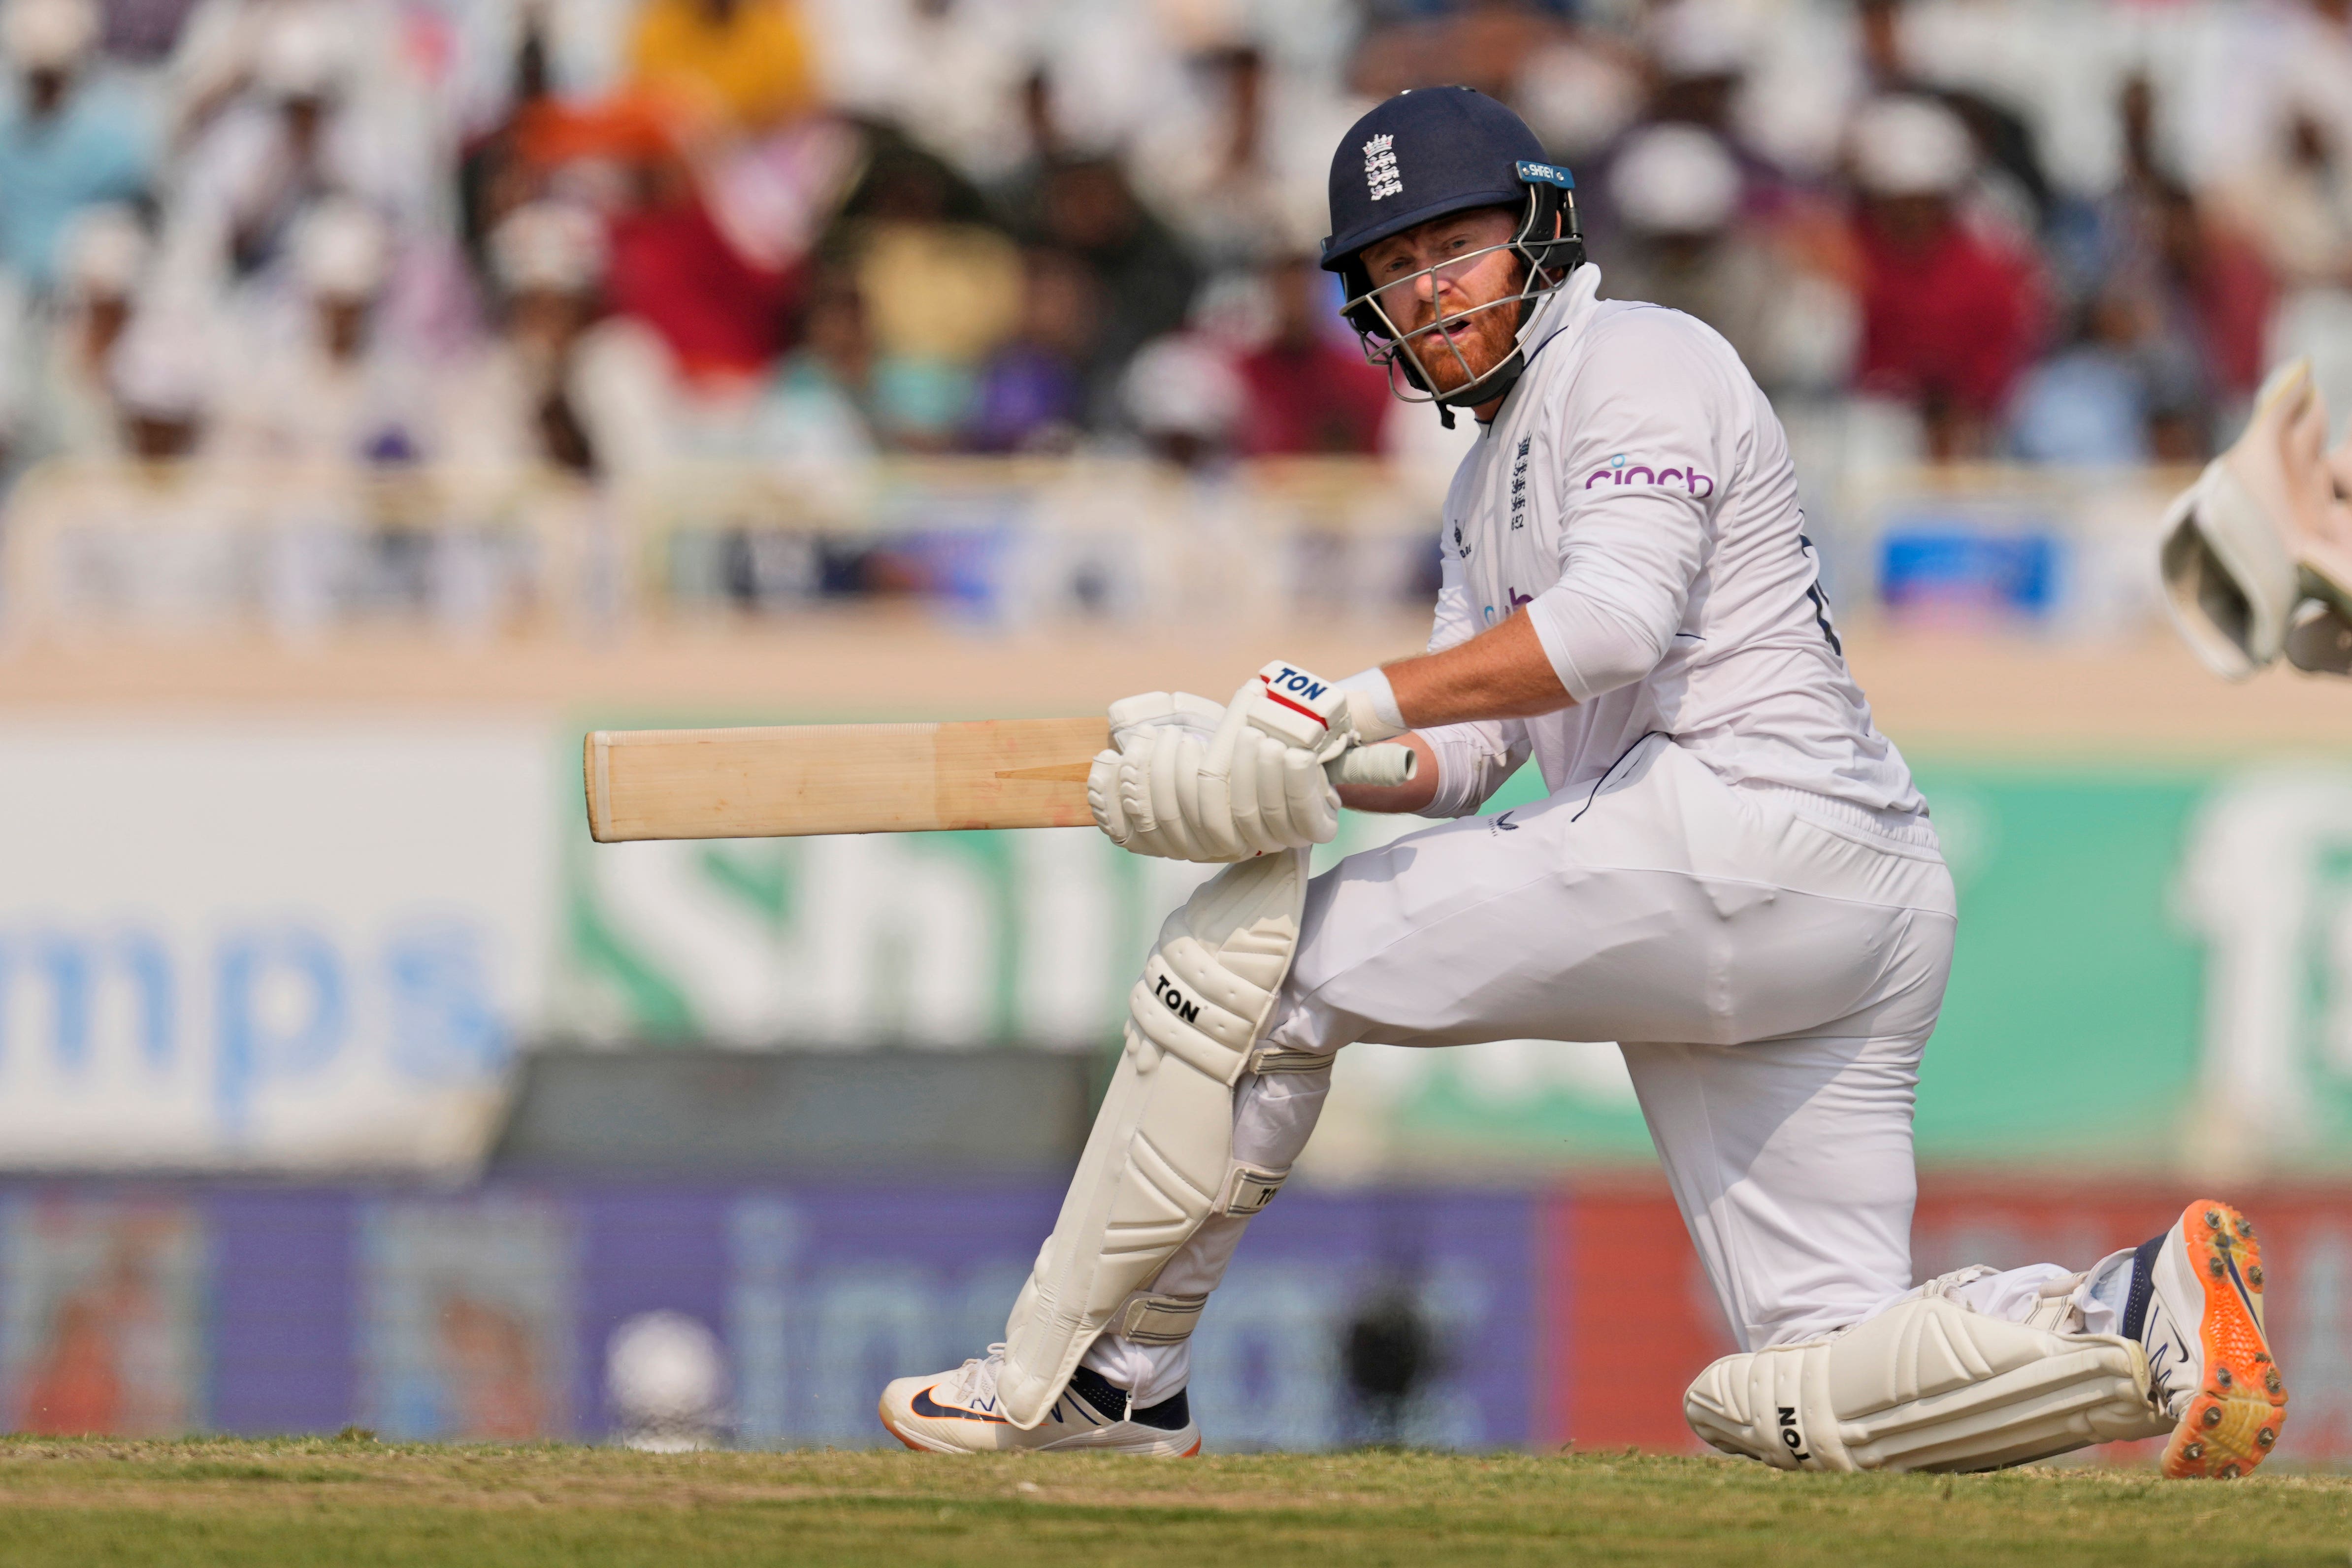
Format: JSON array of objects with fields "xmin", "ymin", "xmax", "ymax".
[{"xmin": 1084, "ymin": 733, "xmax": 1960, "ymax": 1405}]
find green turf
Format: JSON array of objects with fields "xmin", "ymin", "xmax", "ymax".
[{"xmin": 0, "ymin": 1437, "xmax": 2346, "ymax": 1567}]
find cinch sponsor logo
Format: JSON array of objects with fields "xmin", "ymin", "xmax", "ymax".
[
  {"xmin": 1480, "ymin": 587, "xmax": 1536, "ymax": 625},
  {"xmin": 1586, "ymin": 452, "xmax": 1712, "ymax": 497},
  {"xmin": 1151, "ymin": 972, "xmax": 1202, "ymax": 1024}
]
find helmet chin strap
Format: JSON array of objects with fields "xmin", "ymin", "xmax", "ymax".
[{"xmin": 1432, "ymin": 348, "xmax": 1524, "ymax": 429}]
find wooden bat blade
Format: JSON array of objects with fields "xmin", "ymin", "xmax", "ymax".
[{"xmin": 584, "ymin": 718, "xmax": 1112, "ymax": 841}]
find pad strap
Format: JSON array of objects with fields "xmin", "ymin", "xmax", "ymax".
[
  {"xmin": 1218, "ymin": 1163, "xmax": 1288, "ymax": 1216},
  {"xmin": 1116, "ymin": 1290, "xmax": 1210, "ymax": 1345},
  {"xmin": 1247, "ymin": 1046, "xmax": 1333, "ymax": 1075}
]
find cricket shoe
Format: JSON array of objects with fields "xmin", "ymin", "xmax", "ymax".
[
  {"xmin": 878, "ymin": 1346, "xmax": 1202, "ymax": 1456},
  {"xmin": 2125, "ymin": 1200, "xmax": 2288, "ymax": 1478}
]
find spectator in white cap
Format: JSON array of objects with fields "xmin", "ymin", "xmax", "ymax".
[
  {"xmin": 1846, "ymin": 94, "xmax": 2045, "ymax": 460},
  {"xmin": 0, "ymin": 0, "xmax": 154, "ymax": 292},
  {"xmin": 108, "ymin": 306, "xmax": 217, "ymax": 459},
  {"xmin": 439, "ymin": 200, "xmax": 678, "ymax": 480},
  {"xmin": 1601, "ymin": 123, "xmax": 1858, "ymax": 399},
  {"xmin": 217, "ymin": 196, "xmax": 430, "ymax": 465},
  {"xmin": 165, "ymin": 0, "xmax": 428, "ymax": 293},
  {"xmin": 1118, "ymin": 328, "xmax": 1244, "ymax": 471},
  {"xmin": 165, "ymin": 0, "xmax": 408, "ymax": 142},
  {"xmin": 1633, "ymin": 0, "xmax": 1789, "ymax": 206}
]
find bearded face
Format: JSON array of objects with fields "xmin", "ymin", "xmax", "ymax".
[{"xmin": 1358, "ymin": 205, "xmax": 1532, "ymax": 401}]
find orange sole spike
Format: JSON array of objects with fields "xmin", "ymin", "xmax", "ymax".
[{"xmin": 2161, "ymin": 1201, "xmax": 2287, "ymax": 1479}]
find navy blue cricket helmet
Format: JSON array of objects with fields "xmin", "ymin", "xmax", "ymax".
[{"xmin": 1320, "ymin": 87, "xmax": 1584, "ymax": 417}]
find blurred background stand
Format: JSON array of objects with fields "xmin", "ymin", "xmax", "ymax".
[{"xmin": 488, "ymin": 1044, "xmax": 1098, "ymax": 1178}]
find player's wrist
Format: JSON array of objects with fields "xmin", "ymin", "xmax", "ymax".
[{"xmin": 1338, "ymin": 667, "xmax": 1409, "ymax": 742}]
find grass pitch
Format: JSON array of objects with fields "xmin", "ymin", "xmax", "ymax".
[{"xmin": 1, "ymin": 1437, "xmax": 2346, "ymax": 1567}]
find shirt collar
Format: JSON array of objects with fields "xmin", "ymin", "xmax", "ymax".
[
  {"xmin": 1478, "ymin": 264, "xmax": 1602, "ymax": 429},
  {"xmin": 1519, "ymin": 262, "xmax": 1603, "ymax": 362}
]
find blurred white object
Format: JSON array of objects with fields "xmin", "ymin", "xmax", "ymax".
[
  {"xmin": 292, "ymin": 198, "xmax": 388, "ymax": 299},
  {"xmin": 1645, "ymin": 0, "xmax": 1756, "ymax": 82},
  {"xmin": 490, "ymin": 201, "xmax": 607, "ymax": 295},
  {"xmin": 58, "ymin": 204, "xmax": 150, "ymax": 300},
  {"xmin": 253, "ymin": 0, "xmax": 348, "ymax": 98},
  {"xmin": 1121, "ymin": 332, "xmax": 1244, "ymax": 443},
  {"xmin": 606, "ymin": 1310, "xmax": 728, "ymax": 1452},
  {"xmin": 1513, "ymin": 37, "xmax": 1642, "ymax": 162},
  {"xmin": 2158, "ymin": 359, "xmax": 2344, "ymax": 680},
  {"xmin": 0, "ymin": 0, "xmax": 98, "ymax": 69},
  {"xmin": 804, "ymin": 0, "xmax": 1032, "ymax": 183},
  {"xmin": 1849, "ymin": 95, "xmax": 1976, "ymax": 197},
  {"xmin": 110, "ymin": 311, "xmax": 216, "ymax": 419},
  {"xmin": 1610, "ymin": 124, "xmax": 1741, "ymax": 237}
]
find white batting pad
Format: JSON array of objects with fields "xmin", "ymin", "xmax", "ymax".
[
  {"xmin": 996, "ymin": 848, "xmax": 1309, "ymax": 1429},
  {"xmin": 1684, "ymin": 1292, "xmax": 2172, "ymax": 1472}
]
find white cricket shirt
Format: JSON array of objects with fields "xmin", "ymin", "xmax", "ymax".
[{"xmin": 1417, "ymin": 265, "xmax": 1931, "ymax": 843}]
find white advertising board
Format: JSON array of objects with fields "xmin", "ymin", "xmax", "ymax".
[{"xmin": 0, "ymin": 721, "xmax": 557, "ymax": 1173}]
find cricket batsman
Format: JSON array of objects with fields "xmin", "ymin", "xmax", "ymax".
[{"xmin": 879, "ymin": 87, "xmax": 2288, "ymax": 1476}]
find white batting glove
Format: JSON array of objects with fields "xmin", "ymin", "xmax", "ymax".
[
  {"xmin": 1086, "ymin": 663, "xmax": 1355, "ymax": 862},
  {"xmin": 1204, "ymin": 661, "xmax": 1353, "ymax": 853},
  {"xmin": 1086, "ymin": 692, "xmax": 1225, "ymax": 859}
]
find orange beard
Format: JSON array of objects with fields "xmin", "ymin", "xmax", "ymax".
[{"xmin": 1394, "ymin": 285, "xmax": 1525, "ymax": 399}]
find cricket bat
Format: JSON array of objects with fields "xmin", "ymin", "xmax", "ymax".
[{"xmin": 583, "ymin": 719, "xmax": 1417, "ymax": 842}]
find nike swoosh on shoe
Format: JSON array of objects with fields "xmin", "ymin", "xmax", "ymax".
[
  {"xmin": 910, "ymin": 1386, "xmax": 1008, "ymax": 1423},
  {"xmin": 2218, "ymin": 1246, "xmax": 2261, "ymax": 1325}
]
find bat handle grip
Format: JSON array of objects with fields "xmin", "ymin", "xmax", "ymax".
[{"xmin": 1331, "ymin": 742, "xmax": 1417, "ymax": 789}]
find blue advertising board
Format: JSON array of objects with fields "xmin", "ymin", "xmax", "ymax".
[{"xmin": 0, "ymin": 1183, "xmax": 1540, "ymax": 1451}]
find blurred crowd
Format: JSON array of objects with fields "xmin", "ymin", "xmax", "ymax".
[{"xmin": 1, "ymin": 0, "xmax": 2350, "ymax": 494}]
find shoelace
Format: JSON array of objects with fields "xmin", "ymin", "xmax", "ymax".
[{"xmin": 951, "ymin": 1344, "xmax": 1011, "ymax": 1405}]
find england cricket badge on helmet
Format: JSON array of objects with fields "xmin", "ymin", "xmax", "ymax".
[{"xmin": 1320, "ymin": 87, "xmax": 1585, "ymax": 422}]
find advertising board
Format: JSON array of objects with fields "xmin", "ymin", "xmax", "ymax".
[
  {"xmin": 0, "ymin": 722, "xmax": 557, "ymax": 1175},
  {"xmin": 10, "ymin": 1176, "xmax": 2349, "ymax": 1464},
  {"xmin": 6, "ymin": 714, "xmax": 2352, "ymax": 1181},
  {"xmin": 4, "ymin": 1182, "xmax": 1539, "ymax": 1450}
]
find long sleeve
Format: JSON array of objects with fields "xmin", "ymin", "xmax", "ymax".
[{"xmin": 1521, "ymin": 311, "xmax": 1724, "ymax": 703}]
